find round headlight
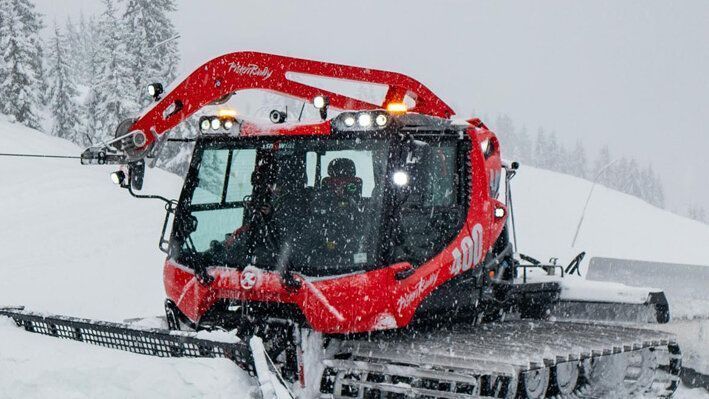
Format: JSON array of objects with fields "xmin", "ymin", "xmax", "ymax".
[
  {"xmin": 313, "ymin": 95, "xmax": 327, "ymax": 109},
  {"xmin": 375, "ymin": 114, "xmax": 388, "ymax": 127},
  {"xmin": 110, "ymin": 171, "xmax": 125, "ymax": 185},
  {"xmin": 223, "ymin": 119, "xmax": 234, "ymax": 130},
  {"xmin": 392, "ymin": 171, "xmax": 409, "ymax": 186},
  {"xmin": 481, "ymin": 139, "xmax": 490, "ymax": 154},
  {"xmin": 494, "ymin": 207, "xmax": 506, "ymax": 218},
  {"xmin": 200, "ymin": 118, "xmax": 211, "ymax": 131},
  {"xmin": 358, "ymin": 113, "xmax": 372, "ymax": 127},
  {"xmin": 211, "ymin": 118, "xmax": 221, "ymax": 130},
  {"xmin": 344, "ymin": 115, "xmax": 356, "ymax": 127}
]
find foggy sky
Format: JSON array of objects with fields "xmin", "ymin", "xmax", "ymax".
[{"xmin": 33, "ymin": 0, "xmax": 709, "ymax": 212}]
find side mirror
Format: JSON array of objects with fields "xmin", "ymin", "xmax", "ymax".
[{"xmin": 129, "ymin": 160, "xmax": 145, "ymax": 190}]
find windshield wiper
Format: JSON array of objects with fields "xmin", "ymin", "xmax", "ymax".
[{"xmin": 274, "ymin": 241, "xmax": 301, "ymax": 290}]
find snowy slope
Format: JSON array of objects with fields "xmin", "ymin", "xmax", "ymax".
[
  {"xmin": 514, "ymin": 165, "xmax": 709, "ymax": 267},
  {"xmin": 1, "ymin": 120, "xmax": 708, "ymax": 398},
  {"xmin": 0, "ymin": 116, "xmax": 183, "ymax": 321},
  {"xmin": 0, "ymin": 319, "xmax": 253, "ymax": 399}
]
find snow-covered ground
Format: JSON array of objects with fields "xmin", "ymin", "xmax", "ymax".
[
  {"xmin": 0, "ymin": 118, "xmax": 707, "ymax": 397},
  {"xmin": 514, "ymin": 166, "xmax": 709, "ymax": 267},
  {"xmin": 0, "ymin": 319, "xmax": 254, "ymax": 399},
  {"xmin": 0, "ymin": 117, "xmax": 183, "ymax": 321}
]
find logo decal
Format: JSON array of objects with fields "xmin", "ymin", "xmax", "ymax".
[
  {"xmin": 229, "ymin": 62, "xmax": 273, "ymax": 80},
  {"xmin": 450, "ymin": 223, "xmax": 484, "ymax": 276},
  {"xmin": 396, "ymin": 272, "xmax": 439, "ymax": 314},
  {"xmin": 240, "ymin": 268, "xmax": 258, "ymax": 290}
]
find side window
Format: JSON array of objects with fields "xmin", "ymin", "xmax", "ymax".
[
  {"xmin": 193, "ymin": 149, "xmax": 259, "ymax": 205},
  {"xmin": 192, "ymin": 149, "xmax": 229, "ymax": 205},
  {"xmin": 226, "ymin": 149, "xmax": 257, "ymax": 202},
  {"xmin": 426, "ymin": 145, "xmax": 458, "ymax": 207},
  {"xmin": 393, "ymin": 139, "xmax": 465, "ymax": 266},
  {"xmin": 187, "ymin": 148, "xmax": 258, "ymax": 251},
  {"xmin": 190, "ymin": 208, "xmax": 244, "ymax": 251}
]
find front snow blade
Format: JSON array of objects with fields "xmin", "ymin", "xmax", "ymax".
[{"xmin": 0, "ymin": 307, "xmax": 255, "ymax": 375}]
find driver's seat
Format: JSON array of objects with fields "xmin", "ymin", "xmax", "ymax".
[{"xmin": 321, "ymin": 158, "xmax": 362, "ymax": 199}]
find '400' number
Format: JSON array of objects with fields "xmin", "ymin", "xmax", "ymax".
[{"xmin": 450, "ymin": 224, "xmax": 483, "ymax": 276}]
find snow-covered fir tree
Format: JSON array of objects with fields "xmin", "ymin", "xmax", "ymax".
[
  {"xmin": 89, "ymin": 0, "xmax": 138, "ymax": 142},
  {"xmin": 122, "ymin": 0, "xmax": 193, "ymax": 175},
  {"xmin": 533, "ymin": 128, "xmax": 548, "ymax": 169},
  {"xmin": 0, "ymin": 0, "xmax": 44, "ymax": 129},
  {"xmin": 626, "ymin": 159, "xmax": 642, "ymax": 197},
  {"xmin": 78, "ymin": 13, "xmax": 101, "ymax": 83},
  {"xmin": 609, "ymin": 157, "xmax": 629, "ymax": 193},
  {"xmin": 687, "ymin": 204, "xmax": 707, "ymax": 224},
  {"xmin": 73, "ymin": 14, "xmax": 102, "ymax": 145},
  {"xmin": 568, "ymin": 139, "xmax": 588, "ymax": 178},
  {"xmin": 546, "ymin": 131, "xmax": 562, "ymax": 172},
  {"xmin": 63, "ymin": 17, "xmax": 83, "ymax": 80},
  {"xmin": 642, "ymin": 164, "xmax": 664, "ymax": 208},
  {"xmin": 484, "ymin": 114, "xmax": 666, "ymax": 210},
  {"xmin": 593, "ymin": 145, "xmax": 612, "ymax": 183},
  {"xmin": 46, "ymin": 22, "xmax": 82, "ymax": 143},
  {"xmin": 13, "ymin": 0, "xmax": 45, "ymax": 98},
  {"xmin": 122, "ymin": 0, "xmax": 179, "ymax": 107},
  {"xmin": 515, "ymin": 125, "xmax": 532, "ymax": 165},
  {"xmin": 0, "ymin": 1, "xmax": 6, "ymax": 90},
  {"xmin": 493, "ymin": 114, "xmax": 517, "ymax": 161}
]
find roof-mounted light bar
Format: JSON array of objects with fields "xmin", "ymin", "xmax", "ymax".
[
  {"xmin": 333, "ymin": 110, "xmax": 392, "ymax": 131},
  {"xmin": 198, "ymin": 113, "xmax": 239, "ymax": 134}
]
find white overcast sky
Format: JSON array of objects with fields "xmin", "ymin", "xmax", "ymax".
[{"xmin": 34, "ymin": 0, "xmax": 709, "ymax": 212}]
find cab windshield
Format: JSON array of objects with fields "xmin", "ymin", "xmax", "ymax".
[{"xmin": 173, "ymin": 137, "xmax": 391, "ymax": 276}]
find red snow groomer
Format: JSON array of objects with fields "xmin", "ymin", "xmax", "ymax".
[{"xmin": 3, "ymin": 52, "xmax": 681, "ymax": 398}]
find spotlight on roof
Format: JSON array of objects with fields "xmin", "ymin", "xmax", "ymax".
[
  {"xmin": 269, "ymin": 109, "xmax": 287, "ymax": 124},
  {"xmin": 357, "ymin": 113, "xmax": 372, "ymax": 128},
  {"xmin": 386, "ymin": 102, "xmax": 407, "ymax": 114},
  {"xmin": 313, "ymin": 95, "xmax": 329, "ymax": 121},
  {"xmin": 147, "ymin": 83, "xmax": 164, "ymax": 102},
  {"xmin": 111, "ymin": 170, "xmax": 127, "ymax": 187}
]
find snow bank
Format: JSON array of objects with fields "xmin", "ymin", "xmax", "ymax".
[
  {"xmin": 0, "ymin": 118, "xmax": 183, "ymax": 321},
  {"xmin": 0, "ymin": 318, "xmax": 254, "ymax": 399},
  {"xmin": 514, "ymin": 164, "xmax": 709, "ymax": 267}
]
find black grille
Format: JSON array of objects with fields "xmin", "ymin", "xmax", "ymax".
[{"xmin": 0, "ymin": 308, "xmax": 255, "ymax": 374}]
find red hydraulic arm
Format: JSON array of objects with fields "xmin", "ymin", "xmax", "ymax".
[{"xmin": 126, "ymin": 52, "xmax": 454, "ymax": 155}]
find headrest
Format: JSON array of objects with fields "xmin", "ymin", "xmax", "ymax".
[{"xmin": 327, "ymin": 158, "xmax": 356, "ymax": 178}]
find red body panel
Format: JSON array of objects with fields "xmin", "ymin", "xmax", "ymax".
[
  {"xmin": 141, "ymin": 52, "xmax": 506, "ymax": 334},
  {"xmin": 164, "ymin": 125, "xmax": 507, "ymax": 334},
  {"xmin": 130, "ymin": 52, "xmax": 455, "ymax": 151}
]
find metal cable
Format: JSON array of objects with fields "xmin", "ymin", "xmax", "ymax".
[{"xmin": 0, "ymin": 152, "xmax": 80, "ymax": 159}]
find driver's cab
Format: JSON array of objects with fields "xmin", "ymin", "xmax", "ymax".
[{"xmin": 172, "ymin": 117, "xmax": 470, "ymax": 278}]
